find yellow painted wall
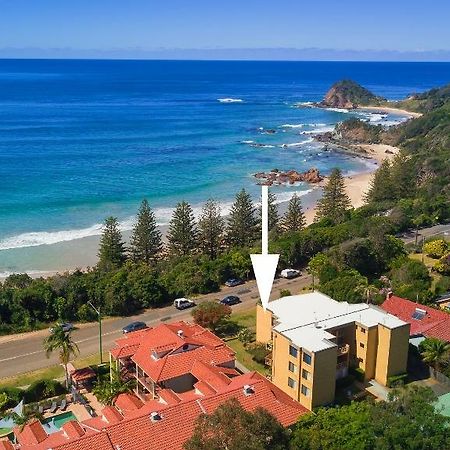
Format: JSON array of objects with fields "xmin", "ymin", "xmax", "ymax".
[
  {"xmin": 375, "ymin": 323, "xmax": 409, "ymax": 385},
  {"xmin": 271, "ymin": 331, "xmax": 301, "ymax": 403},
  {"xmin": 309, "ymin": 347, "xmax": 337, "ymax": 409},
  {"xmin": 354, "ymin": 324, "xmax": 378, "ymax": 380},
  {"xmin": 256, "ymin": 305, "xmax": 273, "ymax": 343}
]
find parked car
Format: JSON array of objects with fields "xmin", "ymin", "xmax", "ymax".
[
  {"xmin": 122, "ymin": 321, "xmax": 148, "ymax": 334},
  {"xmin": 220, "ymin": 295, "xmax": 241, "ymax": 306},
  {"xmin": 280, "ymin": 268, "xmax": 301, "ymax": 279},
  {"xmin": 173, "ymin": 298, "xmax": 196, "ymax": 310},
  {"xmin": 49, "ymin": 322, "xmax": 74, "ymax": 333},
  {"xmin": 225, "ymin": 278, "xmax": 244, "ymax": 287}
]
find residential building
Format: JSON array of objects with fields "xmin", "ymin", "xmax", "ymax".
[
  {"xmin": 381, "ymin": 293, "xmax": 450, "ymax": 344},
  {"xmin": 1, "ymin": 321, "xmax": 307, "ymax": 450},
  {"xmin": 257, "ymin": 292, "xmax": 410, "ymax": 410}
]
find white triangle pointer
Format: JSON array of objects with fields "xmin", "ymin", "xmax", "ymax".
[
  {"xmin": 251, "ymin": 254, "xmax": 279, "ymax": 310},
  {"xmin": 251, "ymin": 185, "xmax": 280, "ymax": 310}
]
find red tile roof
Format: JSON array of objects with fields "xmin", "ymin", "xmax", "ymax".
[
  {"xmin": 381, "ymin": 295, "xmax": 450, "ymax": 341},
  {"xmin": 126, "ymin": 322, "xmax": 234, "ymax": 382},
  {"xmin": 53, "ymin": 433, "xmax": 115, "ymax": 450},
  {"xmin": 115, "ymin": 393, "xmax": 144, "ymax": 413},
  {"xmin": 14, "ymin": 420, "xmax": 47, "ymax": 446},
  {"xmin": 0, "ymin": 440, "xmax": 14, "ymax": 450},
  {"xmin": 61, "ymin": 421, "xmax": 85, "ymax": 440}
]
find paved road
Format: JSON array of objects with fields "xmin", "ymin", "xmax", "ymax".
[
  {"xmin": 0, "ymin": 274, "xmax": 312, "ymax": 379},
  {"xmin": 400, "ymin": 223, "xmax": 450, "ymax": 244}
]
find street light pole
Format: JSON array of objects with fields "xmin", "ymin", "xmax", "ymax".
[{"xmin": 88, "ymin": 302, "xmax": 103, "ymax": 364}]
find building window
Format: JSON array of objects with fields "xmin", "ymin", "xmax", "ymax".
[
  {"xmin": 301, "ymin": 384, "xmax": 310, "ymax": 396},
  {"xmin": 288, "ymin": 361, "xmax": 297, "ymax": 373},
  {"xmin": 302, "ymin": 369, "xmax": 310, "ymax": 380},
  {"xmin": 289, "ymin": 345, "xmax": 298, "ymax": 358},
  {"xmin": 360, "ymin": 327, "xmax": 366, "ymax": 333},
  {"xmin": 288, "ymin": 377, "xmax": 297, "ymax": 389},
  {"xmin": 359, "ymin": 342, "xmax": 365, "ymax": 348},
  {"xmin": 303, "ymin": 352, "xmax": 312, "ymax": 365}
]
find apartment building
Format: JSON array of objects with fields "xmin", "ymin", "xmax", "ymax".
[{"xmin": 257, "ymin": 292, "xmax": 410, "ymax": 410}]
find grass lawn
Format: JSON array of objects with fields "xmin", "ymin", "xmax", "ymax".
[{"xmin": 0, "ymin": 352, "xmax": 109, "ymax": 390}]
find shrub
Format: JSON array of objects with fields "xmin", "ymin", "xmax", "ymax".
[
  {"xmin": 279, "ymin": 289, "xmax": 291, "ymax": 298},
  {"xmin": 247, "ymin": 343, "xmax": 270, "ymax": 365},
  {"xmin": 387, "ymin": 373, "xmax": 408, "ymax": 388},
  {"xmin": 191, "ymin": 301, "xmax": 231, "ymax": 332},
  {"xmin": 423, "ymin": 239, "xmax": 449, "ymax": 259},
  {"xmin": 237, "ymin": 328, "xmax": 255, "ymax": 346},
  {"xmin": 433, "ymin": 253, "xmax": 450, "ymax": 275},
  {"xmin": 0, "ymin": 387, "xmax": 23, "ymax": 408},
  {"xmin": 23, "ymin": 379, "xmax": 66, "ymax": 403}
]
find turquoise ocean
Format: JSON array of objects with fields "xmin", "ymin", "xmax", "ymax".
[{"xmin": 1, "ymin": 60, "xmax": 449, "ymax": 274}]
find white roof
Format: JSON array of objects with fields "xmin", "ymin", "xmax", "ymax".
[{"xmin": 269, "ymin": 292, "xmax": 406, "ymax": 352}]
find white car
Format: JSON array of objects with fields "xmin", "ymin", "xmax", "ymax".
[
  {"xmin": 173, "ymin": 298, "xmax": 196, "ymax": 310},
  {"xmin": 280, "ymin": 269, "xmax": 301, "ymax": 279}
]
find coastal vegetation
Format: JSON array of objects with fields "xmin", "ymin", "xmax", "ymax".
[{"xmin": 1, "ymin": 81, "xmax": 449, "ymax": 335}]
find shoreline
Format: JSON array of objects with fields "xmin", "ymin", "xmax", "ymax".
[
  {"xmin": 356, "ymin": 105, "xmax": 422, "ymax": 118},
  {"xmin": 0, "ymin": 144, "xmax": 397, "ymax": 281}
]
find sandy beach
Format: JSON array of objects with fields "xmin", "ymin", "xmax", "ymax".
[
  {"xmin": 0, "ymin": 143, "xmax": 399, "ymax": 281},
  {"xmin": 357, "ymin": 105, "xmax": 422, "ymax": 118}
]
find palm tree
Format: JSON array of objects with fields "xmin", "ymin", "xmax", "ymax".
[
  {"xmin": 92, "ymin": 368, "xmax": 135, "ymax": 405},
  {"xmin": 43, "ymin": 325, "xmax": 79, "ymax": 388},
  {"xmin": 5, "ymin": 410, "xmax": 44, "ymax": 431},
  {"xmin": 420, "ymin": 338, "xmax": 450, "ymax": 376}
]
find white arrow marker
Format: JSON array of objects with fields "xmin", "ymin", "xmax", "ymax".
[{"xmin": 251, "ymin": 185, "xmax": 279, "ymax": 310}]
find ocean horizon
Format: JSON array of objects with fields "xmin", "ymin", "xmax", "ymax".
[{"xmin": 1, "ymin": 60, "xmax": 450, "ymax": 275}]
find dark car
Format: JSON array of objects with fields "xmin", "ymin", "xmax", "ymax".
[
  {"xmin": 122, "ymin": 321, "xmax": 148, "ymax": 334},
  {"xmin": 49, "ymin": 322, "xmax": 74, "ymax": 333},
  {"xmin": 224, "ymin": 278, "xmax": 244, "ymax": 287},
  {"xmin": 220, "ymin": 295, "xmax": 241, "ymax": 306}
]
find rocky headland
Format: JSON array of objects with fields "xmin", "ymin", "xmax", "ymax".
[{"xmin": 253, "ymin": 168, "xmax": 323, "ymax": 186}]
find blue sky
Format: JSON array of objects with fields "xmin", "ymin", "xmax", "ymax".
[{"xmin": 0, "ymin": 0, "xmax": 449, "ymax": 58}]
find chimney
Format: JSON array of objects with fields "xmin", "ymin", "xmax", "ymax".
[
  {"xmin": 243, "ymin": 385, "xmax": 254, "ymax": 396},
  {"xmin": 177, "ymin": 330, "xmax": 184, "ymax": 338}
]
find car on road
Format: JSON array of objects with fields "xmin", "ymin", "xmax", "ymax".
[
  {"xmin": 173, "ymin": 298, "xmax": 196, "ymax": 310},
  {"xmin": 220, "ymin": 295, "xmax": 241, "ymax": 306},
  {"xmin": 49, "ymin": 322, "xmax": 74, "ymax": 333},
  {"xmin": 225, "ymin": 278, "xmax": 244, "ymax": 287},
  {"xmin": 280, "ymin": 268, "xmax": 301, "ymax": 279},
  {"xmin": 122, "ymin": 321, "xmax": 148, "ymax": 334}
]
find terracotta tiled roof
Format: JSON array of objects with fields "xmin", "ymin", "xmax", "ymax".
[
  {"xmin": 381, "ymin": 295, "xmax": 450, "ymax": 341},
  {"xmin": 0, "ymin": 440, "xmax": 14, "ymax": 450},
  {"xmin": 115, "ymin": 393, "xmax": 144, "ymax": 413},
  {"xmin": 61, "ymin": 421, "xmax": 85, "ymax": 439},
  {"xmin": 14, "ymin": 420, "xmax": 47, "ymax": 445},
  {"xmin": 53, "ymin": 432, "xmax": 115, "ymax": 450}
]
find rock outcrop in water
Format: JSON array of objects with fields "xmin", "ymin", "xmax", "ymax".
[
  {"xmin": 254, "ymin": 168, "xmax": 323, "ymax": 186},
  {"xmin": 318, "ymin": 80, "xmax": 385, "ymax": 109}
]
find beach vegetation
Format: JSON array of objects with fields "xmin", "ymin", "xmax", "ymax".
[
  {"xmin": 130, "ymin": 199, "xmax": 162, "ymax": 264},
  {"xmin": 167, "ymin": 200, "xmax": 198, "ymax": 257},
  {"xmin": 315, "ymin": 168, "xmax": 351, "ymax": 224},
  {"xmin": 198, "ymin": 199, "xmax": 225, "ymax": 259},
  {"xmin": 97, "ymin": 216, "xmax": 126, "ymax": 271},
  {"xmin": 280, "ymin": 192, "xmax": 305, "ymax": 233},
  {"xmin": 227, "ymin": 188, "xmax": 259, "ymax": 248}
]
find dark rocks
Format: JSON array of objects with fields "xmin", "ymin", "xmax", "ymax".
[{"xmin": 254, "ymin": 168, "xmax": 323, "ymax": 186}]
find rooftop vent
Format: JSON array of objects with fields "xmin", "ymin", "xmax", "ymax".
[
  {"xmin": 243, "ymin": 384, "xmax": 254, "ymax": 396},
  {"xmin": 150, "ymin": 411, "xmax": 162, "ymax": 422},
  {"xmin": 177, "ymin": 330, "xmax": 184, "ymax": 338}
]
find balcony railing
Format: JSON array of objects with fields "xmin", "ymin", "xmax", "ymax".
[
  {"xmin": 337, "ymin": 344, "xmax": 349, "ymax": 355},
  {"xmin": 137, "ymin": 375, "xmax": 154, "ymax": 392}
]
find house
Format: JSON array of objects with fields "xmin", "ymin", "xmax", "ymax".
[
  {"xmin": 109, "ymin": 321, "xmax": 236, "ymax": 400},
  {"xmin": 257, "ymin": 292, "xmax": 410, "ymax": 410},
  {"xmin": 1, "ymin": 321, "xmax": 307, "ymax": 450},
  {"xmin": 381, "ymin": 293, "xmax": 450, "ymax": 344}
]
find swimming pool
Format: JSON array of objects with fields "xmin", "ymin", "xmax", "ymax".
[{"xmin": 42, "ymin": 411, "xmax": 77, "ymax": 434}]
